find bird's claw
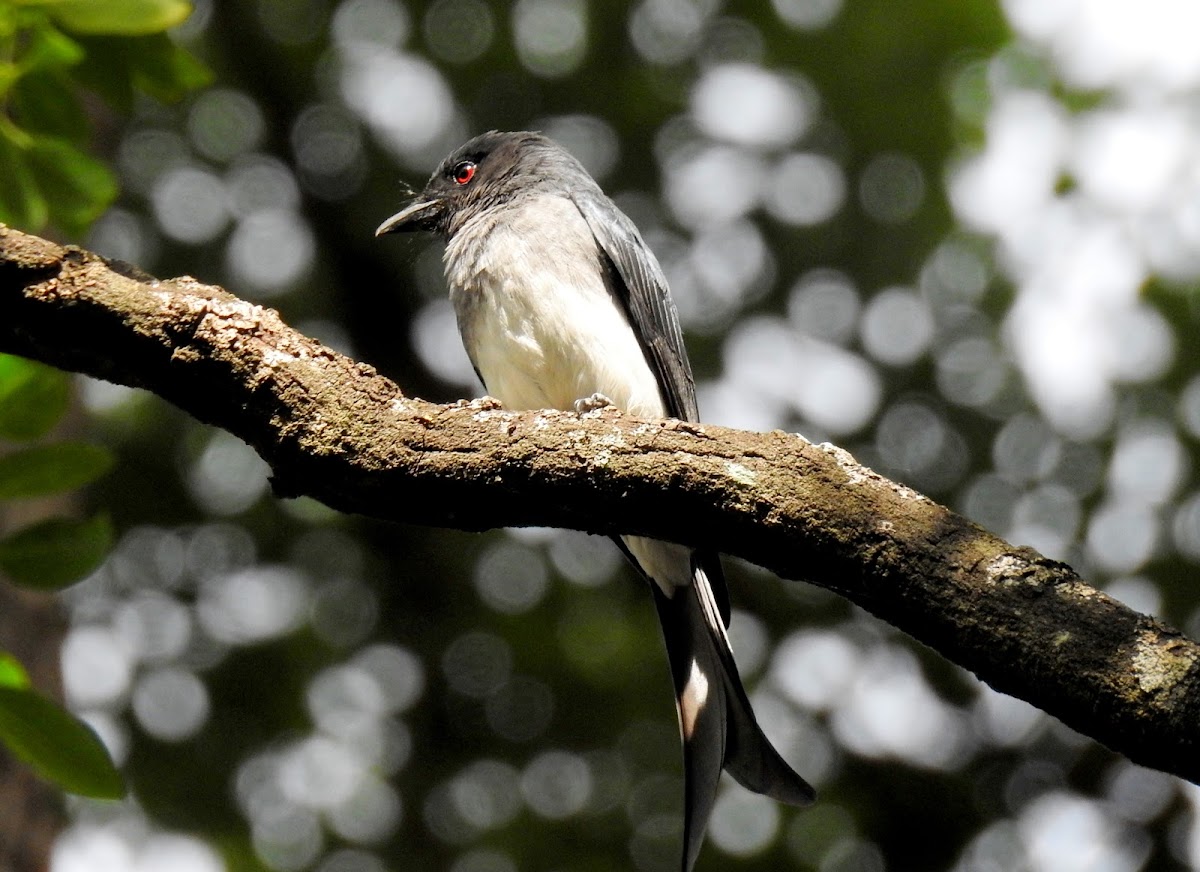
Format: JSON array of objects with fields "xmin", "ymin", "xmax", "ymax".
[{"xmin": 574, "ymin": 392, "xmax": 614, "ymax": 415}]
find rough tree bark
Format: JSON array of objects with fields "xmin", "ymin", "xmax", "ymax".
[{"xmin": 1, "ymin": 224, "xmax": 1198, "ymax": 786}]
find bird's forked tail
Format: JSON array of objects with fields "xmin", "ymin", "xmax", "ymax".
[{"xmin": 650, "ymin": 554, "xmax": 816, "ymax": 871}]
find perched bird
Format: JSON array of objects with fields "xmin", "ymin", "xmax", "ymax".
[{"xmin": 376, "ymin": 130, "xmax": 815, "ymax": 870}]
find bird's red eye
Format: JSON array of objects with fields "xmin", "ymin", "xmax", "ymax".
[{"xmin": 453, "ymin": 161, "xmax": 476, "ymax": 185}]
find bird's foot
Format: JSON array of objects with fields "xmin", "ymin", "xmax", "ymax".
[{"xmin": 574, "ymin": 392, "xmax": 614, "ymax": 415}]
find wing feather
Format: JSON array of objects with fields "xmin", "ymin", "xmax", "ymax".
[
  {"xmin": 570, "ymin": 190, "xmax": 698, "ymax": 423},
  {"xmin": 577, "ymin": 188, "xmax": 732, "ymax": 622}
]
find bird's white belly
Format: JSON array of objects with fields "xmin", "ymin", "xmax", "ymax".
[
  {"xmin": 445, "ymin": 198, "xmax": 665, "ymax": 418},
  {"xmin": 445, "ymin": 196, "xmax": 691, "ymax": 591},
  {"xmin": 473, "ymin": 284, "xmax": 662, "ymax": 416}
]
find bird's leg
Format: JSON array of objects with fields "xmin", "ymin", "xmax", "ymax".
[{"xmin": 573, "ymin": 392, "xmax": 614, "ymax": 415}]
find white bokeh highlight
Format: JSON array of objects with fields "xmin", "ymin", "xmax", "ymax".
[{"xmin": 950, "ymin": 1, "xmax": 1198, "ymax": 437}]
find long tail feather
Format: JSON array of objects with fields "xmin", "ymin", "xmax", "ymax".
[{"xmin": 650, "ymin": 554, "xmax": 816, "ymax": 871}]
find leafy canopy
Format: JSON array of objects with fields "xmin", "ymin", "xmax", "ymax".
[{"xmin": 0, "ymin": 0, "xmax": 209, "ymax": 234}]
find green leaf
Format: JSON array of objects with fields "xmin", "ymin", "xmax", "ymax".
[
  {"xmin": 0, "ymin": 686, "xmax": 124, "ymax": 798},
  {"xmin": 72, "ymin": 32, "xmax": 210, "ymax": 111},
  {"xmin": 128, "ymin": 31, "xmax": 211, "ymax": 102},
  {"xmin": 0, "ymin": 654, "xmax": 30, "ymax": 690},
  {"xmin": 26, "ymin": 137, "xmax": 118, "ymax": 234},
  {"xmin": 0, "ymin": 514, "xmax": 113, "ymax": 589},
  {"xmin": 0, "ymin": 443, "xmax": 114, "ymax": 499},
  {"xmin": 0, "ymin": 354, "xmax": 70, "ymax": 441},
  {"xmin": 19, "ymin": 21, "xmax": 86, "ymax": 71},
  {"xmin": 10, "ymin": 71, "xmax": 88, "ymax": 141},
  {"xmin": 0, "ymin": 62, "xmax": 20, "ymax": 97},
  {"xmin": 0, "ymin": 131, "xmax": 48, "ymax": 230},
  {"xmin": 45, "ymin": 0, "xmax": 193, "ymax": 36}
]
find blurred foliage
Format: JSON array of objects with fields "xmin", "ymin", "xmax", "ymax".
[
  {"xmin": 0, "ymin": 684, "xmax": 124, "ymax": 799},
  {"xmin": 0, "ymin": 512, "xmax": 113, "ymax": 589},
  {"xmin": 0, "ymin": 0, "xmax": 208, "ymax": 234},
  {"xmin": 0, "ymin": 442, "xmax": 114, "ymax": 500},
  {"xmin": 0, "ymin": 355, "xmax": 122, "ymax": 798}
]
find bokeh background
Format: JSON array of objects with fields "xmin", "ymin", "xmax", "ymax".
[{"xmin": 40, "ymin": 0, "xmax": 1200, "ymax": 870}]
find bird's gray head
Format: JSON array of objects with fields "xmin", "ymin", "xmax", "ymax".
[{"xmin": 374, "ymin": 130, "xmax": 593, "ymax": 240}]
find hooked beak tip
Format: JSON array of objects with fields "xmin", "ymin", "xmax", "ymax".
[{"xmin": 374, "ymin": 198, "xmax": 442, "ymax": 237}]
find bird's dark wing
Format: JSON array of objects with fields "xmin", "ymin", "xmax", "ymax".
[
  {"xmin": 570, "ymin": 189, "xmax": 698, "ymax": 423},
  {"xmin": 575, "ymin": 190, "xmax": 816, "ymax": 871},
  {"xmin": 576, "ymin": 188, "xmax": 731, "ymax": 621}
]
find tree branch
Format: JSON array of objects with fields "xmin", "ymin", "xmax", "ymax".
[{"xmin": 2, "ymin": 225, "xmax": 1197, "ymax": 783}]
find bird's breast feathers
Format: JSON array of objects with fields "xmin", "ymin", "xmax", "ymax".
[{"xmin": 445, "ymin": 194, "xmax": 664, "ymax": 418}]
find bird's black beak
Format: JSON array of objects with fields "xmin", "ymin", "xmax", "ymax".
[{"xmin": 374, "ymin": 197, "xmax": 444, "ymax": 236}]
